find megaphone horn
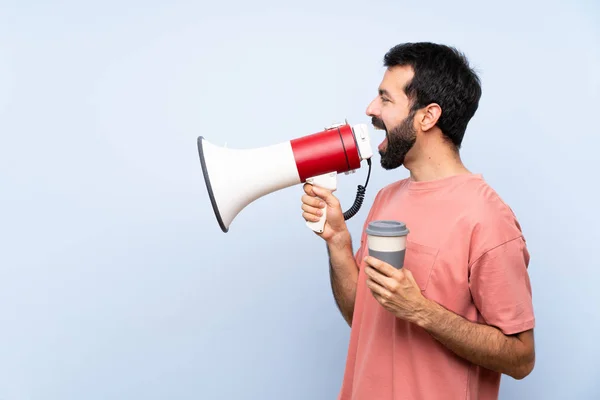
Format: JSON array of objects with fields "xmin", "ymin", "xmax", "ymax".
[{"xmin": 197, "ymin": 121, "xmax": 374, "ymax": 233}]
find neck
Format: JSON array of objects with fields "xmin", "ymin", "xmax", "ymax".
[{"xmin": 404, "ymin": 139, "xmax": 471, "ymax": 182}]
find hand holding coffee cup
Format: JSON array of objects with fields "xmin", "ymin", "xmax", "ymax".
[
  {"xmin": 364, "ymin": 221, "xmax": 427, "ymax": 323},
  {"xmin": 366, "ymin": 220, "xmax": 410, "ymax": 269}
]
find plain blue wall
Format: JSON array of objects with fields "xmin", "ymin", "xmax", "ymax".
[{"xmin": 1, "ymin": 0, "xmax": 598, "ymax": 399}]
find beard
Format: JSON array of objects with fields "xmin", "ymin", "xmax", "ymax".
[{"xmin": 372, "ymin": 111, "xmax": 417, "ymax": 170}]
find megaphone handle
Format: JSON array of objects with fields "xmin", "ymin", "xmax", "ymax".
[{"xmin": 305, "ymin": 172, "xmax": 337, "ymax": 234}]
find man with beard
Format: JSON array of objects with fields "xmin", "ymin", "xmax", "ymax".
[{"xmin": 301, "ymin": 42, "xmax": 535, "ymax": 400}]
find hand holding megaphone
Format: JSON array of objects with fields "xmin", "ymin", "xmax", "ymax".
[
  {"xmin": 197, "ymin": 120, "xmax": 373, "ymax": 233},
  {"xmin": 301, "ymin": 183, "xmax": 347, "ymax": 241}
]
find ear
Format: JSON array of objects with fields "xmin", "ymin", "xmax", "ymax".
[{"xmin": 419, "ymin": 103, "xmax": 442, "ymax": 132}]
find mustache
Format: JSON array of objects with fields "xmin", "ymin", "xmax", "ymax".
[{"xmin": 371, "ymin": 116, "xmax": 386, "ymax": 131}]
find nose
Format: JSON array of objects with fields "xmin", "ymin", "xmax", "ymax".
[{"xmin": 365, "ymin": 97, "xmax": 379, "ymax": 117}]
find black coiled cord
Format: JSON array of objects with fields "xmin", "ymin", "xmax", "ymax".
[{"xmin": 343, "ymin": 158, "xmax": 372, "ymax": 221}]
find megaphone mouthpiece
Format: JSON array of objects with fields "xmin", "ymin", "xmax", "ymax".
[{"xmin": 197, "ymin": 121, "xmax": 373, "ymax": 233}]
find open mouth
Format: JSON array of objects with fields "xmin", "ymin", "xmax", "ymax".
[
  {"xmin": 378, "ymin": 135, "xmax": 388, "ymax": 151},
  {"xmin": 372, "ymin": 123, "xmax": 388, "ymax": 151}
]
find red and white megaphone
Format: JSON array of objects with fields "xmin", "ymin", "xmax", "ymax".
[{"xmin": 197, "ymin": 120, "xmax": 374, "ymax": 233}]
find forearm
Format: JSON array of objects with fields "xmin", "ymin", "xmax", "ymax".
[
  {"xmin": 416, "ymin": 299, "xmax": 534, "ymax": 379},
  {"xmin": 326, "ymin": 232, "xmax": 359, "ymax": 326}
]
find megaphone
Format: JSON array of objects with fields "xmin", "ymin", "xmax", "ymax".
[{"xmin": 197, "ymin": 121, "xmax": 374, "ymax": 233}]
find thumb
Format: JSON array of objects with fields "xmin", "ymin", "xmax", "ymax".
[
  {"xmin": 312, "ymin": 186, "xmax": 338, "ymax": 207},
  {"xmin": 403, "ymin": 268, "xmax": 420, "ymax": 288}
]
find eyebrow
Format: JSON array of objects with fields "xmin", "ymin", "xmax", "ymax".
[{"xmin": 378, "ymin": 88, "xmax": 392, "ymax": 98}]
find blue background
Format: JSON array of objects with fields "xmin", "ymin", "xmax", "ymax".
[{"xmin": 1, "ymin": 0, "xmax": 598, "ymax": 398}]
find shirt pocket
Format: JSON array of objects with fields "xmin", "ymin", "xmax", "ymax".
[{"xmin": 404, "ymin": 240, "xmax": 439, "ymax": 292}]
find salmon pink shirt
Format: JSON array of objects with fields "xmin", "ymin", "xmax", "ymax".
[{"xmin": 338, "ymin": 174, "xmax": 535, "ymax": 400}]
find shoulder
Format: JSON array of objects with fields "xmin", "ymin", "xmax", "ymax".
[
  {"xmin": 359, "ymin": 178, "xmax": 410, "ymax": 231},
  {"xmin": 462, "ymin": 177, "xmax": 527, "ymax": 266},
  {"xmin": 373, "ymin": 177, "xmax": 411, "ymax": 202}
]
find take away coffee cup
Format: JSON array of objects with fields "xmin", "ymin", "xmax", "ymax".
[{"xmin": 366, "ymin": 220, "xmax": 410, "ymax": 269}]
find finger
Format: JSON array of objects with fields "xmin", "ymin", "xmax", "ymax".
[
  {"xmin": 301, "ymin": 203, "xmax": 323, "ymax": 216},
  {"xmin": 372, "ymin": 292, "xmax": 387, "ymax": 306},
  {"xmin": 364, "ymin": 256, "xmax": 396, "ymax": 277},
  {"xmin": 311, "ymin": 186, "xmax": 339, "ymax": 208},
  {"xmin": 302, "ymin": 211, "xmax": 323, "ymax": 223},
  {"xmin": 302, "ymin": 194, "xmax": 325, "ymax": 209},
  {"xmin": 370, "ymin": 292, "xmax": 386, "ymax": 308},
  {"xmin": 303, "ymin": 183, "xmax": 315, "ymax": 196},
  {"xmin": 365, "ymin": 266, "xmax": 394, "ymax": 290},
  {"xmin": 366, "ymin": 277, "xmax": 391, "ymax": 299},
  {"xmin": 402, "ymin": 268, "xmax": 420, "ymax": 289}
]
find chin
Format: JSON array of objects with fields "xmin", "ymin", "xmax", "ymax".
[{"xmin": 378, "ymin": 152, "xmax": 403, "ymax": 170}]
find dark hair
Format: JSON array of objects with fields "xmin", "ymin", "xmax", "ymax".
[{"xmin": 383, "ymin": 42, "xmax": 482, "ymax": 149}]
